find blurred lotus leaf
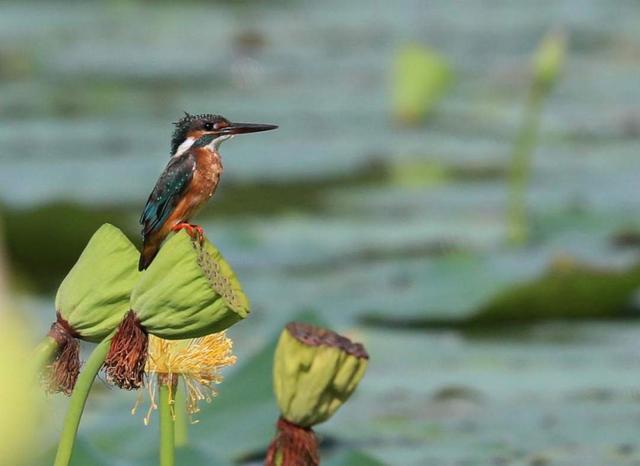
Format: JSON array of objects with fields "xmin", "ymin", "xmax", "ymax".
[
  {"xmin": 4, "ymin": 202, "xmax": 133, "ymax": 292},
  {"xmin": 392, "ymin": 43, "xmax": 452, "ymax": 125},
  {"xmin": 469, "ymin": 258, "xmax": 640, "ymax": 325},
  {"xmin": 273, "ymin": 322, "xmax": 368, "ymax": 427},
  {"xmin": 326, "ymin": 450, "xmax": 387, "ymax": 466}
]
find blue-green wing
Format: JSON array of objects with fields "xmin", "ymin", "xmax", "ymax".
[{"xmin": 140, "ymin": 152, "xmax": 195, "ymax": 237}]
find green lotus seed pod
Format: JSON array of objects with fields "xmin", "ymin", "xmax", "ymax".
[
  {"xmin": 273, "ymin": 322, "xmax": 368, "ymax": 427},
  {"xmin": 132, "ymin": 231, "xmax": 249, "ymax": 338},
  {"xmin": 42, "ymin": 224, "xmax": 139, "ymax": 395},
  {"xmin": 105, "ymin": 231, "xmax": 249, "ymax": 390},
  {"xmin": 55, "ymin": 223, "xmax": 140, "ymax": 342}
]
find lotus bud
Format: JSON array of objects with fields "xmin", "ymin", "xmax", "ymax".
[
  {"xmin": 104, "ymin": 231, "xmax": 249, "ymax": 390},
  {"xmin": 42, "ymin": 224, "xmax": 140, "ymax": 394},
  {"xmin": 266, "ymin": 322, "xmax": 369, "ymax": 466},
  {"xmin": 392, "ymin": 43, "xmax": 452, "ymax": 126},
  {"xmin": 533, "ymin": 30, "xmax": 566, "ymax": 91}
]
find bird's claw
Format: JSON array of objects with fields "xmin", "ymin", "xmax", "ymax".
[
  {"xmin": 172, "ymin": 223, "xmax": 205, "ymax": 244},
  {"xmin": 193, "ymin": 225, "xmax": 205, "ymax": 245}
]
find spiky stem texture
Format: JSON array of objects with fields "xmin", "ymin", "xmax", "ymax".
[{"xmin": 54, "ymin": 335, "xmax": 112, "ymax": 466}]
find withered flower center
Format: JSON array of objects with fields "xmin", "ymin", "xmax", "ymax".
[{"xmin": 286, "ymin": 322, "xmax": 369, "ymax": 359}]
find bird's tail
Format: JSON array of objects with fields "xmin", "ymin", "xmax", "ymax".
[{"xmin": 139, "ymin": 241, "xmax": 160, "ymax": 271}]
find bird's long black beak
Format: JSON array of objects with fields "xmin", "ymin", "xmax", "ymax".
[{"xmin": 223, "ymin": 122, "xmax": 278, "ymax": 135}]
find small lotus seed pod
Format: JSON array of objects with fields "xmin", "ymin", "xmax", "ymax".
[
  {"xmin": 266, "ymin": 322, "xmax": 368, "ymax": 466},
  {"xmin": 104, "ymin": 231, "xmax": 249, "ymax": 390},
  {"xmin": 42, "ymin": 224, "xmax": 140, "ymax": 394},
  {"xmin": 274, "ymin": 322, "xmax": 368, "ymax": 427}
]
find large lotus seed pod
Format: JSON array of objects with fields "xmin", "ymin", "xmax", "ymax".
[
  {"xmin": 133, "ymin": 231, "xmax": 249, "ymax": 339},
  {"xmin": 274, "ymin": 322, "xmax": 368, "ymax": 427},
  {"xmin": 104, "ymin": 231, "xmax": 249, "ymax": 390},
  {"xmin": 42, "ymin": 224, "xmax": 139, "ymax": 394},
  {"xmin": 55, "ymin": 224, "xmax": 140, "ymax": 342}
]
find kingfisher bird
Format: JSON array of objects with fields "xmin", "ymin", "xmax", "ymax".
[{"xmin": 138, "ymin": 113, "xmax": 277, "ymax": 270}]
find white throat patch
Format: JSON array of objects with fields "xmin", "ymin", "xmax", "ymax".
[
  {"xmin": 173, "ymin": 137, "xmax": 196, "ymax": 157},
  {"xmin": 172, "ymin": 134, "xmax": 234, "ymax": 157},
  {"xmin": 209, "ymin": 134, "xmax": 234, "ymax": 151}
]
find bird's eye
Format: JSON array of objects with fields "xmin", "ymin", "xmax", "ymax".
[{"xmin": 203, "ymin": 122, "xmax": 214, "ymax": 131}]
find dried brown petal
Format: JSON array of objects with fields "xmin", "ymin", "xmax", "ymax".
[
  {"xmin": 104, "ymin": 311, "xmax": 148, "ymax": 390},
  {"xmin": 265, "ymin": 417, "xmax": 319, "ymax": 466},
  {"xmin": 43, "ymin": 314, "xmax": 81, "ymax": 395}
]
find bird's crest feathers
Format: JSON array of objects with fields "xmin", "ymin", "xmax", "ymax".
[{"xmin": 170, "ymin": 112, "xmax": 228, "ymax": 155}]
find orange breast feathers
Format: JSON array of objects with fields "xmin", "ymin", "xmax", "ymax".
[{"xmin": 182, "ymin": 147, "xmax": 223, "ymax": 220}]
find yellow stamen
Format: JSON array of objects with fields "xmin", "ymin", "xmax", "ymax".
[{"xmin": 132, "ymin": 332, "xmax": 236, "ymax": 424}]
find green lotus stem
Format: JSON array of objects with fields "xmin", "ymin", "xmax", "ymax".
[
  {"xmin": 507, "ymin": 83, "xmax": 546, "ymax": 246},
  {"xmin": 54, "ymin": 334, "xmax": 112, "ymax": 466},
  {"xmin": 507, "ymin": 31, "xmax": 565, "ymax": 246},
  {"xmin": 32, "ymin": 336, "xmax": 59, "ymax": 375},
  {"xmin": 173, "ymin": 381, "xmax": 188, "ymax": 448},
  {"xmin": 159, "ymin": 374, "xmax": 177, "ymax": 466}
]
